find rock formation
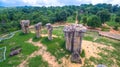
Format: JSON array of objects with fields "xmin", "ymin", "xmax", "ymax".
[
  {"xmin": 20, "ymin": 20, "xmax": 30, "ymax": 34},
  {"xmin": 63, "ymin": 24, "xmax": 87, "ymax": 63},
  {"xmin": 35, "ymin": 22, "xmax": 42, "ymax": 38},
  {"xmin": 46, "ymin": 23, "xmax": 53, "ymax": 40},
  {"xmin": 10, "ymin": 48, "xmax": 22, "ymax": 56}
]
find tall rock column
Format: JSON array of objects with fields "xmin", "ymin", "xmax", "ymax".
[
  {"xmin": 20, "ymin": 20, "xmax": 30, "ymax": 34},
  {"xmin": 46, "ymin": 23, "xmax": 53, "ymax": 40},
  {"xmin": 63, "ymin": 24, "xmax": 87, "ymax": 63},
  {"xmin": 63, "ymin": 26, "xmax": 72, "ymax": 51},
  {"xmin": 35, "ymin": 22, "xmax": 42, "ymax": 38}
]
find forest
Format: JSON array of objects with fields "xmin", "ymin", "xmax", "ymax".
[{"xmin": 0, "ymin": 3, "xmax": 120, "ymax": 34}]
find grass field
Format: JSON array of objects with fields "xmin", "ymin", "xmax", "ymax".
[
  {"xmin": 0, "ymin": 32, "xmax": 38, "ymax": 67},
  {"xmin": 28, "ymin": 55, "xmax": 48, "ymax": 67},
  {"xmin": 0, "ymin": 26, "xmax": 120, "ymax": 67}
]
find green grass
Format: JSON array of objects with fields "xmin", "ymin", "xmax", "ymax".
[
  {"xmin": 0, "ymin": 26, "xmax": 120, "ymax": 67},
  {"xmin": 83, "ymin": 31, "xmax": 120, "ymax": 67},
  {"xmin": 40, "ymin": 37, "xmax": 70, "ymax": 60},
  {"xmin": 32, "ymin": 36, "xmax": 42, "ymax": 42},
  {"xmin": 0, "ymin": 31, "xmax": 38, "ymax": 67},
  {"xmin": 82, "ymin": 58, "xmax": 94, "ymax": 67},
  {"xmin": 28, "ymin": 55, "xmax": 48, "ymax": 67},
  {"xmin": 83, "ymin": 36, "xmax": 93, "ymax": 41},
  {"xmin": 52, "ymin": 26, "xmax": 64, "ymax": 38}
]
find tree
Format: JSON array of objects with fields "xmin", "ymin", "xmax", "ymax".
[
  {"xmin": 115, "ymin": 16, "xmax": 120, "ymax": 24},
  {"xmin": 97, "ymin": 10, "xmax": 111, "ymax": 23},
  {"xmin": 87, "ymin": 15, "xmax": 102, "ymax": 28},
  {"xmin": 81, "ymin": 16, "xmax": 87, "ymax": 25}
]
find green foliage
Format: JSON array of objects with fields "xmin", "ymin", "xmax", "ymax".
[
  {"xmin": 0, "ymin": 4, "xmax": 120, "ymax": 34},
  {"xmin": 66, "ymin": 16, "xmax": 75, "ymax": 23},
  {"xmin": 80, "ymin": 49, "xmax": 85, "ymax": 58},
  {"xmin": 81, "ymin": 16, "xmax": 87, "ymax": 25},
  {"xmin": 87, "ymin": 15, "xmax": 102, "ymax": 28},
  {"xmin": 113, "ymin": 25, "xmax": 119, "ymax": 30},
  {"xmin": 115, "ymin": 16, "xmax": 120, "ymax": 24},
  {"xmin": 106, "ymin": 21, "xmax": 117, "ymax": 26},
  {"xmin": 0, "ymin": 32, "xmax": 38, "ymax": 67},
  {"xmin": 28, "ymin": 56, "xmax": 48, "ymax": 67},
  {"xmin": 97, "ymin": 10, "xmax": 111, "ymax": 23}
]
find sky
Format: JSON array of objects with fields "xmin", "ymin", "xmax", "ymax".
[{"xmin": 0, "ymin": 0, "xmax": 120, "ymax": 7}]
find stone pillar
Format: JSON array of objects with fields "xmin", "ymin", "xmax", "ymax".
[
  {"xmin": 63, "ymin": 24, "xmax": 87, "ymax": 63},
  {"xmin": 35, "ymin": 22, "xmax": 42, "ymax": 38},
  {"xmin": 64, "ymin": 26, "xmax": 72, "ymax": 51},
  {"xmin": 46, "ymin": 23, "xmax": 53, "ymax": 40},
  {"xmin": 20, "ymin": 20, "xmax": 30, "ymax": 34}
]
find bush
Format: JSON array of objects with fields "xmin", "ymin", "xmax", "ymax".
[
  {"xmin": 113, "ymin": 25, "xmax": 119, "ymax": 30},
  {"xmin": 87, "ymin": 15, "xmax": 102, "ymax": 28},
  {"xmin": 101, "ymin": 26, "xmax": 110, "ymax": 31},
  {"xmin": 80, "ymin": 49, "xmax": 85, "ymax": 58}
]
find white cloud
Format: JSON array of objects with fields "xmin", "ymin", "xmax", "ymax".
[
  {"xmin": 109, "ymin": 0, "xmax": 120, "ymax": 5},
  {"xmin": 77, "ymin": 0, "xmax": 120, "ymax": 5},
  {"xmin": 22, "ymin": 0, "xmax": 64, "ymax": 6},
  {"xmin": 42, "ymin": 0, "xmax": 64, "ymax": 6},
  {"xmin": 1, "ymin": 0, "xmax": 120, "ymax": 6},
  {"xmin": 76, "ymin": 0, "xmax": 91, "ymax": 4},
  {"xmin": 22, "ymin": 0, "xmax": 38, "ymax": 5}
]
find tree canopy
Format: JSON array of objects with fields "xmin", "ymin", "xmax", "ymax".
[
  {"xmin": 0, "ymin": 3, "xmax": 120, "ymax": 34},
  {"xmin": 97, "ymin": 10, "xmax": 111, "ymax": 23},
  {"xmin": 87, "ymin": 15, "xmax": 102, "ymax": 28}
]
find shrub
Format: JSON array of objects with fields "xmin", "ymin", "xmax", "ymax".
[{"xmin": 80, "ymin": 49, "xmax": 85, "ymax": 58}]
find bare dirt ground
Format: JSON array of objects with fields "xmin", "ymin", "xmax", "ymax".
[
  {"xmin": 61, "ymin": 40, "xmax": 114, "ymax": 67},
  {"xmin": 18, "ymin": 38, "xmax": 60, "ymax": 67}
]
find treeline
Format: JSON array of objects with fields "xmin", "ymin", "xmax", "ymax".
[{"xmin": 0, "ymin": 3, "xmax": 120, "ymax": 34}]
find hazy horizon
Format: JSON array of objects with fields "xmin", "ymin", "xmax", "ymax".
[{"xmin": 0, "ymin": 0, "xmax": 120, "ymax": 7}]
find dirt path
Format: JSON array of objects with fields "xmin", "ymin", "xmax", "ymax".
[
  {"xmin": 75, "ymin": 11, "xmax": 78, "ymax": 24},
  {"xmin": 61, "ymin": 40, "xmax": 114, "ymax": 67},
  {"xmin": 18, "ymin": 38, "xmax": 60, "ymax": 67}
]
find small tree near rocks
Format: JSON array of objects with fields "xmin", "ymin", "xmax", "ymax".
[{"xmin": 87, "ymin": 15, "xmax": 102, "ymax": 28}]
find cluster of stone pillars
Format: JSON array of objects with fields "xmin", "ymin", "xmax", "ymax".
[
  {"xmin": 20, "ymin": 20, "xmax": 30, "ymax": 34},
  {"xmin": 63, "ymin": 24, "xmax": 87, "ymax": 63},
  {"xmin": 20, "ymin": 20, "xmax": 87, "ymax": 63},
  {"xmin": 20, "ymin": 20, "xmax": 53, "ymax": 40}
]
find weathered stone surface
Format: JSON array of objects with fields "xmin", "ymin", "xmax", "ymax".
[
  {"xmin": 97, "ymin": 64, "xmax": 107, "ymax": 67},
  {"xmin": 20, "ymin": 20, "xmax": 30, "ymax": 34},
  {"xmin": 46, "ymin": 23, "xmax": 53, "ymax": 40},
  {"xmin": 64, "ymin": 24, "xmax": 86, "ymax": 53},
  {"xmin": 71, "ymin": 51, "xmax": 82, "ymax": 63},
  {"xmin": 10, "ymin": 48, "xmax": 22, "ymax": 56},
  {"xmin": 35, "ymin": 22, "xmax": 42, "ymax": 38},
  {"xmin": 63, "ymin": 24, "xmax": 87, "ymax": 63}
]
